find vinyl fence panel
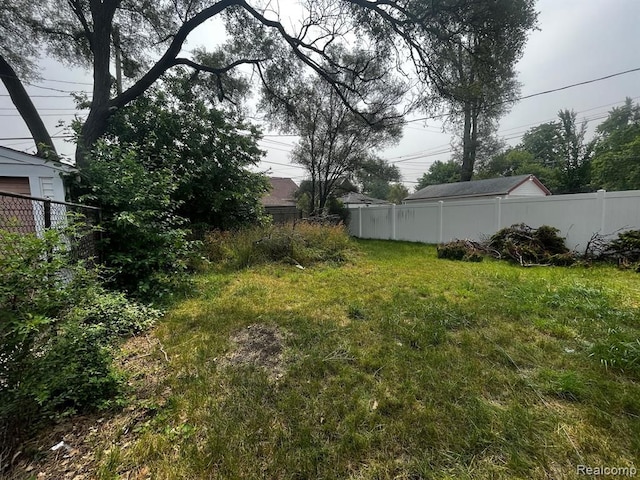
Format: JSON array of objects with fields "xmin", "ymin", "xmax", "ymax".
[{"xmin": 349, "ymin": 189, "xmax": 640, "ymax": 250}]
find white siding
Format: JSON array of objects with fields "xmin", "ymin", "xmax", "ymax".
[
  {"xmin": 0, "ymin": 148, "xmax": 74, "ymax": 202},
  {"xmin": 508, "ymin": 178, "xmax": 547, "ymax": 197},
  {"xmin": 40, "ymin": 177, "xmax": 55, "ymax": 198}
]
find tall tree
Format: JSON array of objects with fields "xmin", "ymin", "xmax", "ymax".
[
  {"xmin": 591, "ymin": 98, "xmax": 640, "ymax": 191},
  {"xmin": 520, "ymin": 122, "xmax": 563, "ymax": 169},
  {"xmin": 475, "ymin": 147, "xmax": 561, "ymax": 192},
  {"xmin": 556, "ymin": 109, "xmax": 594, "ymax": 193},
  {"xmin": 276, "ymin": 50, "xmax": 404, "ymax": 213},
  {"xmin": 356, "ymin": 157, "xmax": 402, "ymax": 200},
  {"xmin": 0, "ymin": 0, "xmax": 483, "ymax": 167},
  {"xmin": 1, "ymin": 0, "xmax": 538, "ymax": 169},
  {"xmin": 420, "ymin": 0, "xmax": 538, "ymax": 181},
  {"xmin": 387, "ymin": 183, "xmax": 409, "ymax": 204},
  {"xmin": 481, "ymin": 110, "xmax": 594, "ymax": 193},
  {"xmin": 416, "ymin": 159, "xmax": 461, "ymax": 190}
]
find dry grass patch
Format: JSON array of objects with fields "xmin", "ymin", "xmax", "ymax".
[{"xmin": 220, "ymin": 324, "xmax": 287, "ymax": 382}]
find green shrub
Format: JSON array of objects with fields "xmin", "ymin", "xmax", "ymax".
[
  {"xmin": 67, "ymin": 290, "xmax": 160, "ymax": 337},
  {"xmin": 78, "ymin": 142, "xmax": 194, "ymax": 299},
  {"xmin": 22, "ymin": 321, "xmax": 122, "ymax": 417},
  {"xmin": 603, "ymin": 229, "xmax": 640, "ymax": 269},
  {"xmin": 0, "ymin": 225, "xmax": 161, "ymax": 467}
]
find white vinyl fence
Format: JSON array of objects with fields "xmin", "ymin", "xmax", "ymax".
[{"xmin": 348, "ymin": 190, "xmax": 640, "ymax": 251}]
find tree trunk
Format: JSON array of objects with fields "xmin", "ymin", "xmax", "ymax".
[
  {"xmin": 0, "ymin": 55, "xmax": 57, "ymax": 158},
  {"xmin": 460, "ymin": 102, "xmax": 474, "ymax": 181},
  {"xmin": 310, "ymin": 175, "xmax": 317, "ymax": 215},
  {"xmin": 75, "ymin": 2, "xmax": 116, "ymax": 170}
]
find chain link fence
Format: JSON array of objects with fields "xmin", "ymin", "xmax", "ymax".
[{"xmin": 0, "ymin": 190, "xmax": 101, "ymax": 263}]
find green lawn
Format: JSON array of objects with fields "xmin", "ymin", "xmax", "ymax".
[{"xmin": 105, "ymin": 240, "xmax": 639, "ymax": 479}]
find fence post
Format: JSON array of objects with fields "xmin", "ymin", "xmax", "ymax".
[
  {"xmin": 391, "ymin": 204, "xmax": 396, "ymax": 240},
  {"xmin": 358, "ymin": 205, "xmax": 363, "ymax": 237},
  {"xmin": 44, "ymin": 199, "xmax": 51, "ymax": 229},
  {"xmin": 596, "ymin": 189, "xmax": 606, "ymax": 233},
  {"xmin": 495, "ymin": 197, "xmax": 502, "ymax": 231},
  {"xmin": 438, "ymin": 201, "xmax": 444, "ymax": 243}
]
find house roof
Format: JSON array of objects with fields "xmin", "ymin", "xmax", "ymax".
[
  {"xmin": 262, "ymin": 177, "xmax": 299, "ymax": 207},
  {"xmin": 340, "ymin": 192, "xmax": 390, "ymax": 205},
  {"xmin": 0, "ymin": 145, "xmax": 77, "ymax": 173},
  {"xmin": 404, "ymin": 174, "xmax": 550, "ymax": 201}
]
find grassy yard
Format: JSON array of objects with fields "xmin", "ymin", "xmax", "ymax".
[{"xmin": 103, "ymin": 239, "xmax": 638, "ymax": 479}]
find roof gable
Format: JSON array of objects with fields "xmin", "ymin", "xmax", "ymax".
[
  {"xmin": 262, "ymin": 177, "xmax": 299, "ymax": 207},
  {"xmin": 405, "ymin": 175, "xmax": 550, "ymax": 201},
  {"xmin": 0, "ymin": 146, "xmax": 76, "ymax": 173}
]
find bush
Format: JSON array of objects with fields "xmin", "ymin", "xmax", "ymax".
[
  {"xmin": 78, "ymin": 142, "xmax": 195, "ymax": 299},
  {"xmin": 67, "ymin": 290, "xmax": 160, "ymax": 337},
  {"xmin": 203, "ymin": 223, "xmax": 354, "ymax": 269},
  {"xmin": 603, "ymin": 230, "xmax": 640, "ymax": 269},
  {"xmin": 0, "ymin": 225, "xmax": 160, "ymax": 469}
]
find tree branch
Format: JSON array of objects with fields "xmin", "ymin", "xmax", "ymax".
[
  {"xmin": 172, "ymin": 57, "xmax": 267, "ymax": 75},
  {"xmin": 67, "ymin": 0, "xmax": 95, "ymax": 52},
  {"xmin": 238, "ymin": 0, "xmax": 404, "ymax": 129},
  {"xmin": 0, "ymin": 55, "xmax": 57, "ymax": 158},
  {"xmin": 111, "ymin": 0, "xmax": 242, "ymax": 109}
]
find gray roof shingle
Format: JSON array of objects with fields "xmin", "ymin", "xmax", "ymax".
[
  {"xmin": 341, "ymin": 192, "xmax": 390, "ymax": 205},
  {"xmin": 404, "ymin": 175, "xmax": 548, "ymax": 201},
  {"xmin": 262, "ymin": 177, "xmax": 299, "ymax": 207}
]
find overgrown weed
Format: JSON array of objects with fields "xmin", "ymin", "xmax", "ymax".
[
  {"xmin": 65, "ymin": 239, "xmax": 640, "ymax": 478},
  {"xmin": 203, "ymin": 222, "xmax": 355, "ymax": 270}
]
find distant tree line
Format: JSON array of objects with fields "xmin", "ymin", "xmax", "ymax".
[{"xmin": 416, "ymin": 99, "xmax": 640, "ymax": 194}]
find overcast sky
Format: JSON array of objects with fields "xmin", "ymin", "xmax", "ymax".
[{"xmin": 1, "ymin": 0, "xmax": 639, "ymax": 189}]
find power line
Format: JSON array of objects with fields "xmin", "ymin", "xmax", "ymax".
[
  {"xmin": 0, "ymin": 135, "xmax": 73, "ymax": 141},
  {"xmin": 0, "ymin": 113, "xmax": 86, "ymax": 117},
  {"xmin": 23, "ymin": 82, "xmax": 91, "ymax": 94},
  {"xmin": 0, "ymin": 73, "xmax": 93, "ymax": 86},
  {"xmin": 260, "ymin": 159, "xmax": 306, "ymax": 169},
  {"xmin": 404, "ymin": 66, "xmax": 640, "ymax": 125},
  {"xmin": 519, "ymin": 67, "xmax": 640, "ymax": 101},
  {"xmin": 0, "ymin": 107, "xmax": 87, "ymax": 111},
  {"xmin": 383, "ymin": 96, "xmax": 639, "ymax": 164},
  {"xmin": 0, "ymin": 94, "xmax": 74, "ymax": 98},
  {"xmin": 39, "ymin": 77, "xmax": 93, "ymax": 86}
]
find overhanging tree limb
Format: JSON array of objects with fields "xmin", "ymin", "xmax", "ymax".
[
  {"xmin": 0, "ymin": 54, "xmax": 57, "ymax": 157},
  {"xmin": 110, "ymin": 0, "xmax": 242, "ymax": 110}
]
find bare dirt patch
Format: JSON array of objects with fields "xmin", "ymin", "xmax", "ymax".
[
  {"xmin": 6, "ymin": 334, "xmax": 171, "ymax": 480},
  {"xmin": 221, "ymin": 324, "xmax": 287, "ymax": 382}
]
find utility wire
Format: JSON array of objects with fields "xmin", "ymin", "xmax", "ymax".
[
  {"xmin": 404, "ymin": 67, "xmax": 640, "ymax": 125},
  {"xmin": 22, "ymin": 82, "xmax": 91, "ymax": 94},
  {"xmin": 0, "ymin": 94, "xmax": 74, "ymax": 98},
  {"xmin": 0, "ymin": 73, "xmax": 92, "ymax": 86}
]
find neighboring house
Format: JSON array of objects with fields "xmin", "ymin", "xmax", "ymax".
[
  {"xmin": 0, "ymin": 146, "xmax": 76, "ymax": 232},
  {"xmin": 262, "ymin": 177, "xmax": 301, "ymax": 223},
  {"xmin": 340, "ymin": 192, "xmax": 391, "ymax": 208},
  {"xmin": 404, "ymin": 174, "xmax": 551, "ymax": 204}
]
